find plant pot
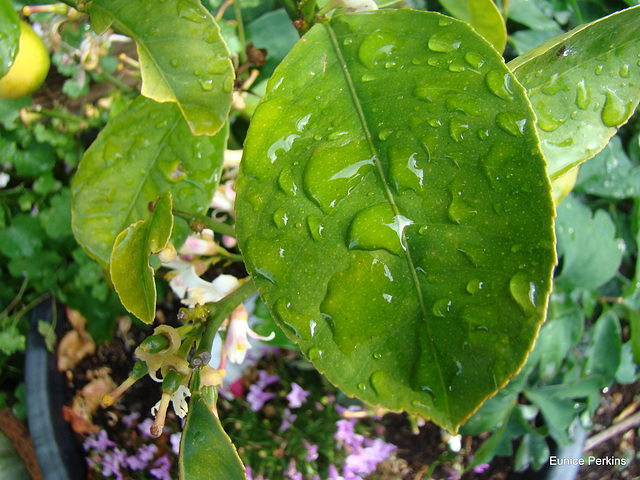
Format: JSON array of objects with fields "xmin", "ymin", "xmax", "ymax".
[{"xmin": 25, "ymin": 301, "xmax": 86, "ymax": 480}]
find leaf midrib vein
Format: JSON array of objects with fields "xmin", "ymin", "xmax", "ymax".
[{"xmin": 325, "ymin": 21, "xmax": 451, "ymax": 418}]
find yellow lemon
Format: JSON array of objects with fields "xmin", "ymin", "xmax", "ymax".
[{"xmin": 0, "ymin": 21, "xmax": 50, "ymax": 100}]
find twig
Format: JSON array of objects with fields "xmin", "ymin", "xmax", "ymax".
[
  {"xmin": 584, "ymin": 410, "xmax": 640, "ymax": 452},
  {"xmin": 0, "ymin": 408, "xmax": 43, "ymax": 480}
]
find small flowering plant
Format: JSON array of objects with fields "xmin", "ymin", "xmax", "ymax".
[{"xmin": 3, "ymin": 0, "xmax": 639, "ymax": 479}]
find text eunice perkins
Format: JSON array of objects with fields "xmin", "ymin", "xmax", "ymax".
[{"xmin": 549, "ymin": 455, "xmax": 628, "ymax": 466}]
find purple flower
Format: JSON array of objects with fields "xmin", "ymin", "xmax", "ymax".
[
  {"xmin": 256, "ymin": 369, "xmax": 279, "ymax": 389},
  {"xmin": 343, "ymin": 438, "xmax": 396, "ymax": 478},
  {"xmin": 302, "ymin": 439, "xmax": 318, "ymax": 462},
  {"xmin": 122, "ymin": 412, "xmax": 140, "ymax": 428},
  {"xmin": 284, "ymin": 459, "xmax": 303, "ymax": 480},
  {"xmin": 102, "ymin": 448, "xmax": 127, "ymax": 479},
  {"xmin": 247, "ymin": 384, "xmax": 276, "ymax": 412},
  {"xmin": 334, "ymin": 419, "xmax": 358, "ymax": 446},
  {"xmin": 83, "ymin": 430, "xmax": 116, "ymax": 452},
  {"xmin": 125, "ymin": 443, "xmax": 158, "ymax": 470},
  {"xmin": 473, "ymin": 463, "xmax": 490, "ymax": 474},
  {"xmin": 286, "ymin": 383, "xmax": 310, "ymax": 408},
  {"xmin": 137, "ymin": 417, "xmax": 155, "ymax": 439},
  {"xmin": 170, "ymin": 432, "xmax": 182, "ymax": 455},
  {"xmin": 150, "ymin": 453, "xmax": 172, "ymax": 480},
  {"xmin": 279, "ymin": 408, "xmax": 297, "ymax": 432},
  {"xmin": 328, "ymin": 464, "xmax": 344, "ymax": 480},
  {"xmin": 246, "ymin": 465, "xmax": 253, "ymax": 480}
]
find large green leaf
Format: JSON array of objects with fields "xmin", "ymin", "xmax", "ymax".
[
  {"xmin": 235, "ymin": 10, "xmax": 556, "ymax": 431},
  {"xmin": 110, "ymin": 194, "xmax": 173, "ymax": 324},
  {"xmin": 180, "ymin": 394, "xmax": 246, "ymax": 480},
  {"xmin": 0, "ymin": 0, "xmax": 20, "ymax": 79},
  {"xmin": 71, "ymin": 96, "xmax": 227, "ymax": 267},
  {"xmin": 509, "ymin": 6, "xmax": 640, "ymax": 179},
  {"xmin": 89, "ymin": 0, "xmax": 234, "ymax": 136}
]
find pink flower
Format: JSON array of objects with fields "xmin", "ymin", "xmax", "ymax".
[{"xmin": 224, "ymin": 305, "xmax": 275, "ymax": 364}]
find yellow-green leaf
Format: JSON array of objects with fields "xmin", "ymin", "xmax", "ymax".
[
  {"xmin": 438, "ymin": 0, "xmax": 507, "ymax": 53},
  {"xmin": 110, "ymin": 194, "xmax": 173, "ymax": 324}
]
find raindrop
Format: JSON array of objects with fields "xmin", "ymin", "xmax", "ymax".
[
  {"xmin": 177, "ymin": 0, "xmax": 207, "ymax": 23},
  {"xmin": 223, "ymin": 77, "xmax": 234, "ymax": 93},
  {"xmin": 433, "ymin": 298, "xmax": 452, "ymax": 317},
  {"xmin": 358, "ymin": 30, "xmax": 402, "ymax": 69},
  {"xmin": 358, "ymin": 382, "xmax": 368, "ymax": 391},
  {"xmin": 370, "ymin": 370, "xmax": 389, "ymax": 396},
  {"xmin": 509, "ymin": 272, "xmax": 537, "ymax": 314},
  {"xmin": 272, "ymin": 207, "xmax": 288, "ymax": 229},
  {"xmin": 575, "ymin": 78, "xmax": 590, "ymax": 110},
  {"xmin": 307, "ymin": 215, "xmax": 324, "ymax": 240},
  {"xmin": 495, "ymin": 112, "xmax": 526, "ymax": 137},
  {"xmin": 464, "ymin": 52, "xmax": 485, "ymax": 69},
  {"xmin": 601, "ymin": 89, "xmax": 631, "ymax": 127},
  {"xmin": 378, "ymin": 128, "xmax": 393, "ymax": 141},
  {"xmin": 595, "ymin": 64, "xmax": 604, "ymax": 75},
  {"xmin": 278, "ymin": 168, "xmax": 298, "ymax": 196},
  {"xmin": 619, "ymin": 64, "xmax": 631, "ymax": 78},
  {"xmin": 361, "ymin": 72, "xmax": 376, "ymax": 82},
  {"xmin": 540, "ymin": 73, "xmax": 571, "ymax": 95},
  {"xmin": 170, "ymin": 58, "xmax": 180, "ymax": 67},
  {"xmin": 466, "ymin": 279, "xmax": 483, "ymax": 294},
  {"xmin": 267, "ymin": 134, "xmax": 300, "ymax": 163},
  {"xmin": 200, "ymin": 78, "xmax": 214, "ymax": 91},
  {"xmin": 449, "ymin": 118, "xmax": 469, "ymax": 142},
  {"xmin": 484, "ymin": 70, "xmax": 514, "ymax": 101},
  {"xmin": 307, "ymin": 347, "xmax": 322, "ymax": 360},
  {"xmin": 373, "ymin": 352, "xmax": 383, "ymax": 359},
  {"xmin": 428, "ymin": 32, "xmax": 461, "ymax": 53}
]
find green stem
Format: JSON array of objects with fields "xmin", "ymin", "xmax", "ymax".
[
  {"xmin": 193, "ymin": 278, "xmax": 257, "ymax": 364},
  {"xmin": 100, "ymin": 72, "xmax": 136, "ymax": 93},
  {"xmin": 58, "ymin": 0, "xmax": 85, "ymax": 11},
  {"xmin": 233, "ymin": 1, "xmax": 247, "ymax": 64},
  {"xmin": 568, "ymin": 0, "xmax": 583, "ymax": 24},
  {"xmin": 172, "ymin": 209, "xmax": 236, "ymax": 238},
  {"xmin": 278, "ymin": 0, "xmax": 300, "ymax": 24},
  {"xmin": 301, "ymin": 0, "xmax": 318, "ymax": 28}
]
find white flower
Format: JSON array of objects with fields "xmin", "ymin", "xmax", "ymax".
[
  {"xmin": 210, "ymin": 180, "xmax": 236, "ymax": 219},
  {"xmin": 225, "ymin": 305, "xmax": 275, "ymax": 364},
  {"xmin": 178, "ymin": 229, "xmax": 218, "ymax": 257},
  {"xmin": 164, "ymin": 259, "xmax": 239, "ymax": 307},
  {"xmin": 151, "ymin": 385, "xmax": 191, "ymax": 419},
  {"xmin": 0, "ymin": 172, "xmax": 9, "ymax": 189},
  {"xmin": 324, "ymin": 0, "xmax": 378, "ymax": 12}
]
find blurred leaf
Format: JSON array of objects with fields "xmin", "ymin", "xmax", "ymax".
[
  {"xmin": 584, "ymin": 310, "xmax": 622, "ymax": 380},
  {"xmin": 180, "ymin": 393, "xmax": 246, "ymax": 480},
  {"xmin": 534, "ymin": 294, "xmax": 584, "ymax": 380},
  {"xmin": 71, "ymin": 96, "xmax": 227, "ymax": 267},
  {"xmin": 574, "ymin": 136, "xmax": 640, "ymax": 199},
  {"xmin": 615, "ymin": 342, "xmax": 637, "ymax": 384},
  {"xmin": 509, "ymin": 27, "xmax": 563, "ymax": 56},
  {"xmin": 0, "ymin": 430, "xmax": 30, "ymax": 480},
  {"xmin": 236, "ymin": 9, "xmax": 555, "ymax": 432},
  {"xmin": 555, "ymin": 195, "xmax": 625, "ymax": 290},
  {"xmin": 12, "ymin": 140, "xmax": 56, "ymax": 178},
  {"xmin": 110, "ymin": 194, "xmax": 173, "ymax": 324},
  {"xmin": 0, "ymin": 0, "xmax": 20, "ymax": 79},
  {"xmin": 508, "ymin": 0, "xmax": 560, "ymax": 30},
  {"xmin": 245, "ymin": 9, "xmax": 299, "ymax": 79},
  {"xmin": 438, "ymin": 0, "xmax": 506, "ymax": 52},
  {"xmin": 37, "ymin": 320, "xmax": 57, "ymax": 353},
  {"xmin": 0, "ymin": 327, "xmax": 25, "ymax": 356},
  {"xmin": 509, "ymin": 6, "xmax": 640, "ymax": 179},
  {"xmin": 40, "ymin": 189, "xmax": 72, "ymax": 240},
  {"xmin": 0, "ymin": 214, "xmax": 44, "ymax": 259},
  {"xmin": 8, "ymin": 250, "xmax": 63, "ymax": 281},
  {"xmin": 514, "ymin": 432, "xmax": 550, "ymax": 471},
  {"xmin": 524, "ymin": 388, "xmax": 579, "ymax": 446},
  {"xmin": 90, "ymin": 0, "xmax": 234, "ymax": 136}
]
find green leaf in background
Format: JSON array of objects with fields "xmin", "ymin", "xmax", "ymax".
[
  {"xmin": 71, "ymin": 96, "xmax": 227, "ymax": 267},
  {"xmin": 235, "ymin": 10, "xmax": 556, "ymax": 432},
  {"xmin": 89, "ymin": 0, "xmax": 234, "ymax": 136},
  {"xmin": 0, "ymin": 0, "xmax": 20, "ymax": 79},
  {"xmin": 509, "ymin": 6, "xmax": 640, "ymax": 179},
  {"xmin": 507, "ymin": 0, "xmax": 560, "ymax": 31},
  {"xmin": 110, "ymin": 194, "xmax": 173, "ymax": 324},
  {"xmin": 0, "ymin": 214, "xmax": 44, "ymax": 259},
  {"xmin": 179, "ymin": 393, "xmax": 246, "ymax": 480},
  {"xmin": 574, "ymin": 136, "xmax": 640, "ymax": 199},
  {"xmin": 438, "ymin": 0, "xmax": 507, "ymax": 53},
  {"xmin": 584, "ymin": 310, "xmax": 622, "ymax": 380},
  {"xmin": 555, "ymin": 195, "xmax": 625, "ymax": 290},
  {"xmin": 523, "ymin": 388, "xmax": 579, "ymax": 446}
]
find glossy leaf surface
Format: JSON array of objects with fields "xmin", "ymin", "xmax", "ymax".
[
  {"xmin": 509, "ymin": 6, "xmax": 640, "ymax": 179},
  {"xmin": 180, "ymin": 394, "xmax": 246, "ymax": 480},
  {"xmin": 72, "ymin": 97, "xmax": 227, "ymax": 267},
  {"xmin": 236, "ymin": 10, "xmax": 556, "ymax": 431},
  {"xmin": 110, "ymin": 194, "xmax": 173, "ymax": 324},
  {"xmin": 89, "ymin": 0, "xmax": 234, "ymax": 136},
  {"xmin": 0, "ymin": 0, "xmax": 20, "ymax": 79}
]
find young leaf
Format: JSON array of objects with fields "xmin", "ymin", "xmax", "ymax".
[
  {"xmin": 71, "ymin": 97, "xmax": 227, "ymax": 267},
  {"xmin": 88, "ymin": 0, "xmax": 234, "ymax": 136},
  {"xmin": 235, "ymin": 10, "xmax": 556, "ymax": 432},
  {"xmin": 509, "ymin": 6, "xmax": 640, "ymax": 179},
  {"xmin": 179, "ymin": 394, "xmax": 246, "ymax": 480},
  {"xmin": 110, "ymin": 194, "xmax": 173, "ymax": 324},
  {"xmin": 0, "ymin": 0, "xmax": 20, "ymax": 79}
]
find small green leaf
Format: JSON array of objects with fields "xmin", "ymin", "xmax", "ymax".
[
  {"xmin": 555, "ymin": 195, "xmax": 625, "ymax": 290},
  {"xmin": 509, "ymin": 6, "xmax": 640, "ymax": 178},
  {"xmin": 180, "ymin": 394, "xmax": 246, "ymax": 480},
  {"xmin": 523, "ymin": 389, "xmax": 578, "ymax": 446},
  {"xmin": 0, "ymin": 214, "xmax": 44, "ymax": 259},
  {"xmin": 0, "ymin": 0, "xmax": 20, "ymax": 79},
  {"xmin": 0, "ymin": 327, "xmax": 26, "ymax": 356},
  {"xmin": 110, "ymin": 194, "xmax": 173, "ymax": 324},
  {"xmin": 37, "ymin": 320, "xmax": 57, "ymax": 353},
  {"xmin": 71, "ymin": 96, "xmax": 228, "ymax": 267},
  {"xmin": 236, "ymin": 10, "xmax": 556, "ymax": 432},
  {"xmin": 584, "ymin": 310, "xmax": 622, "ymax": 380},
  {"xmin": 89, "ymin": 0, "xmax": 234, "ymax": 136}
]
